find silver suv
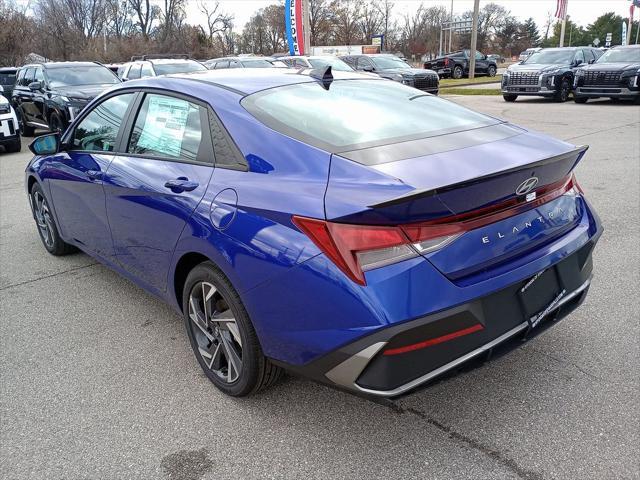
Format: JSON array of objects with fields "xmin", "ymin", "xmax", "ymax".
[{"xmin": 118, "ymin": 55, "xmax": 207, "ymax": 81}]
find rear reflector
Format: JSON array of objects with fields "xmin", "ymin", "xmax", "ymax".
[
  {"xmin": 383, "ymin": 323, "xmax": 484, "ymax": 356},
  {"xmin": 293, "ymin": 174, "xmax": 579, "ymax": 285}
]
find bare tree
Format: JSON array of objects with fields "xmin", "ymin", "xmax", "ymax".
[
  {"xmin": 358, "ymin": 1, "xmax": 383, "ymax": 44},
  {"xmin": 198, "ymin": 0, "xmax": 234, "ymax": 48},
  {"xmin": 375, "ymin": 0, "xmax": 394, "ymax": 50},
  {"xmin": 128, "ymin": 0, "xmax": 157, "ymax": 39},
  {"xmin": 333, "ymin": 0, "xmax": 364, "ymax": 45}
]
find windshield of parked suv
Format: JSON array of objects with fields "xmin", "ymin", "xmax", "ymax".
[
  {"xmin": 371, "ymin": 56, "xmax": 412, "ymax": 70},
  {"xmin": 308, "ymin": 57, "xmax": 353, "ymax": 72},
  {"xmin": 153, "ymin": 61, "xmax": 207, "ymax": 75},
  {"xmin": 46, "ymin": 66, "xmax": 119, "ymax": 87},
  {"xmin": 242, "ymin": 79, "xmax": 499, "ymax": 150},
  {"xmin": 597, "ymin": 48, "xmax": 640, "ymax": 63},
  {"xmin": 240, "ymin": 59, "xmax": 273, "ymax": 68},
  {"xmin": 524, "ymin": 50, "xmax": 575, "ymax": 64}
]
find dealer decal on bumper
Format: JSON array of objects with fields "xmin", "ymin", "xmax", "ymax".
[{"xmin": 529, "ymin": 288, "xmax": 566, "ymax": 329}]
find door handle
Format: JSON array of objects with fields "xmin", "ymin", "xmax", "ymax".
[
  {"xmin": 86, "ymin": 170, "xmax": 103, "ymax": 180},
  {"xmin": 164, "ymin": 178, "xmax": 199, "ymax": 193}
]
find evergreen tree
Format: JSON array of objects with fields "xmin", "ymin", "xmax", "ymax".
[{"xmin": 522, "ymin": 17, "xmax": 541, "ymax": 47}]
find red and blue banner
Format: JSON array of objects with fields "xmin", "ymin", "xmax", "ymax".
[{"xmin": 285, "ymin": 0, "xmax": 305, "ymax": 55}]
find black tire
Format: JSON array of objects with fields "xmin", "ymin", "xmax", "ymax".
[
  {"xmin": 19, "ymin": 111, "xmax": 35, "ymax": 136},
  {"xmin": 182, "ymin": 261, "xmax": 282, "ymax": 397},
  {"xmin": 452, "ymin": 65, "xmax": 463, "ymax": 79},
  {"xmin": 49, "ymin": 112, "xmax": 65, "ymax": 134},
  {"xmin": 553, "ymin": 78, "xmax": 571, "ymax": 103},
  {"xmin": 574, "ymin": 96, "xmax": 588, "ymax": 104},
  {"xmin": 6, "ymin": 136, "xmax": 21, "ymax": 153},
  {"xmin": 30, "ymin": 183, "xmax": 76, "ymax": 256},
  {"xmin": 487, "ymin": 65, "xmax": 497, "ymax": 77},
  {"xmin": 503, "ymin": 94, "xmax": 518, "ymax": 102}
]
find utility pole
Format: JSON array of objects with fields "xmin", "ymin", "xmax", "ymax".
[
  {"xmin": 468, "ymin": 0, "xmax": 480, "ymax": 80},
  {"xmin": 303, "ymin": 0, "xmax": 311, "ymax": 55},
  {"xmin": 448, "ymin": 0, "xmax": 454, "ymax": 53},
  {"xmin": 559, "ymin": 0, "xmax": 568, "ymax": 47}
]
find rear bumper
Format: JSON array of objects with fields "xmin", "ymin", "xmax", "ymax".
[
  {"xmin": 575, "ymin": 86, "xmax": 640, "ymax": 99},
  {"xmin": 285, "ymin": 237, "xmax": 598, "ymax": 397}
]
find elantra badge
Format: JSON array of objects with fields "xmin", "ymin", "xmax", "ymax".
[{"xmin": 516, "ymin": 177, "xmax": 539, "ymax": 196}]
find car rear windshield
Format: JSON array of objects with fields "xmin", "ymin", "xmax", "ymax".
[
  {"xmin": 241, "ymin": 79, "xmax": 500, "ymax": 151},
  {"xmin": 524, "ymin": 50, "xmax": 574, "ymax": 64},
  {"xmin": 47, "ymin": 66, "xmax": 120, "ymax": 87},
  {"xmin": 597, "ymin": 48, "xmax": 640, "ymax": 63},
  {"xmin": 240, "ymin": 59, "xmax": 273, "ymax": 68},
  {"xmin": 0, "ymin": 73, "xmax": 16, "ymax": 86},
  {"xmin": 153, "ymin": 61, "xmax": 207, "ymax": 75}
]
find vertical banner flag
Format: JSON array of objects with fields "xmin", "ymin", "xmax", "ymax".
[
  {"xmin": 555, "ymin": 0, "xmax": 568, "ymax": 19},
  {"xmin": 622, "ymin": 21, "xmax": 628, "ymax": 46},
  {"xmin": 285, "ymin": 0, "xmax": 305, "ymax": 56}
]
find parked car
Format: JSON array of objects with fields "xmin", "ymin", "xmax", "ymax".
[
  {"xmin": 487, "ymin": 54, "xmax": 506, "ymax": 64},
  {"xmin": 0, "ymin": 67, "xmax": 18, "ymax": 102},
  {"xmin": 263, "ymin": 57, "xmax": 289, "ymax": 68},
  {"xmin": 519, "ymin": 47, "xmax": 542, "ymax": 62},
  {"xmin": 25, "ymin": 69, "xmax": 601, "ymax": 397},
  {"xmin": 423, "ymin": 50, "xmax": 498, "ymax": 79},
  {"xmin": 12, "ymin": 61, "xmax": 121, "ymax": 135},
  {"xmin": 119, "ymin": 55, "xmax": 206, "ymax": 81},
  {"xmin": 280, "ymin": 55, "xmax": 354, "ymax": 72},
  {"xmin": 341, "ymin": 54, "xmax": 439, "ymax": 94},
  {"xmin": 205, "ymin": 57, "xmax": 274, "ymax": 69},
  {"xmin": 0, "ymin": 86, "xmax": 21, "ymax": 153},
  {"xmin": 502, "ymin": 47, "xmax": 603, "ymax": 102},
  {"xmin": 573, "ymin": 44, "xmax": 640, "ymax": 103}
]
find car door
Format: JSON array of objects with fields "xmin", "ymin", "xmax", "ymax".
[
  {"xmin": 46, "ymin": 92, "xmax": 136, "ymax": 259},
  {"xmin": 103, "ymin": 92, "xmax": 214, "ymax": 292},
  {"xmin": 474, "ymin": 51, "xmax": 488, "ymax": 73},
  {"xmin": 32, "ymin": 66, "xmax": 47, "ymax": 126},
  {"xmin": 16, "ymin": 67, "xmax": 35, "ymax": 125}
]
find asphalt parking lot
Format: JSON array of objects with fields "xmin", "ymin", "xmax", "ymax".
[{"xmin": 1, "ymin": 96, "xmax": 639, "ymax": 480}]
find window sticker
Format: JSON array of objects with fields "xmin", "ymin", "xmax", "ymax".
[{"xmin": 137, "ymin": 96, "xmax": 190, "ymax": 156}]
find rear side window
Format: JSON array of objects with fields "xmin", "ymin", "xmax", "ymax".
[
  {"xmin": 72, "ymin": 93, "xmax": 135, "ymax": 151},
  {"xmin": 128, "ymin": 93, "xmax": 203, "ymax": 162},
  {"xmin": 128, "ymin": 64, "xmax": 141, "ymax": 79},
  {"xmin": 140, "ymin": 63, "xmax": 154, "ymax": 77},
  {"xmin": 241, "ymin": 79, "xmax": 499, "ymax": 152},
  {"xmin": 15, "ymin": 69, "xmax": 26, "ymax": 86}
]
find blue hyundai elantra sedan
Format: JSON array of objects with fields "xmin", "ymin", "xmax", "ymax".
[{"xmin": 25, "ymin": 68, "xmax": 602, "ymax": 397}]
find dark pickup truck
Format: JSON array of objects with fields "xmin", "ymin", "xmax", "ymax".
[{"xmin": 424, "ymin": 50, "xmax": 497, "ymax": 79}]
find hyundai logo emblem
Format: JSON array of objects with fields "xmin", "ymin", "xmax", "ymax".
[{"xmin": 516, "ymin": 177, "xmax": 539, "ymax": 195}]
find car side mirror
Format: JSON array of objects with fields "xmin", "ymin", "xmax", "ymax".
[
  {"xmin": 28, "ymin": 81, "xmax": 42, "ymax": 91},
  {"xmin": 362, "ymin": 65, "xmax": 374, "ymax": 72},
  {"xmin": 29, "ymin": 133, "xmax": 60, "ymax": 155},
  {"xmin": 574, "ymin": 59, "xmax": 583, "ymax": 67},
  {"xmin": 588, "ymin": 58, "xmax": 596, "ymax": 64}
]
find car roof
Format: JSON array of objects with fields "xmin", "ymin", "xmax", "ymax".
[
  {"xmin": 21, "ymin": 61, "xmax": 103, "ymax": 69},
  {"xmin": 0, "ymin": 67, "xmax": 18, "ymax": 73},
  {"xmin": 120, "ymin": 68, "xmax": 372, "ymax": 96}
]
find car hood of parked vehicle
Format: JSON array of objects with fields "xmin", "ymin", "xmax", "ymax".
[
  {"xmin": 577, "ymin": 62, "xmax": 640, "ymax": 72},
  {"xmin": 380, "ymin": 68, "xmax": 438, "ymax": 77},
  {"xmin": 53, "ymin": 84, "xmax": 116, "ymax": 100},
  {"xmin": 508, "ymin": 63, "xmax": 569, "ymax": 73}
]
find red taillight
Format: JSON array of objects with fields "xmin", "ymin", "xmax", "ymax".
[
  {"xmin": 292, "ymin": 217, "xmax": 459, "ymax": 285},
  {"xmin": 383, "ymin": 323, "xmax": 484, "ymax": 356},
  {"xmin": 292, "ymin": 174, "xmax": 579, "ymax": 286}
]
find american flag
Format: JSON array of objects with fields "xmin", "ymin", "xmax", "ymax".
[{"xmin": 555, "ymin": 0, "xmax": 568, "ymax": 19}]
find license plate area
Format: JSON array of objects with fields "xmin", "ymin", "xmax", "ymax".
[{"xmin": 518, "ymin": 267, "xmax": 564, "ymax": 329}]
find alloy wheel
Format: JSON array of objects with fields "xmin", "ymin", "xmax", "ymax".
[
  {"xmin": 188, "ymin": 281, "xmax": 243, "ymax": 384},
  {"xmin": 33, "ymin": 191, "xmax": 54, "ymax": 248}
]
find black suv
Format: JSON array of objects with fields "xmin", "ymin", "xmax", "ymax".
[
  {"xmin": 12, "ymin": 62, "xmax": 120, "ymax": 135},
  {"xmin": 573, "ymin": 45, "xmax": 640, "ymax": 103},
  {"xmin": 502, "ymin": 47, "xmax": 603, "ymax": 102},
  {"xmin": 423, "ymin": 50, "xmax": 498, "ymax": 79},
  {"xmin": 340, "ymin": 54, "xmax": 439, "ymax": 94}
]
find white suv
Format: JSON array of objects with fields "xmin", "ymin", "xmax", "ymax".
[
  {"xmin": 118, "ymin": 55, "xmax": 207, "ymax": 81},
  {"xmin": 0, "ymin": 85, "xmax": 20, "ymax": 153}
]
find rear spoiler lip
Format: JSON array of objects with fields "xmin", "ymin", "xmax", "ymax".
[{"xmin": 368, "ymin": 145, "xmax": 589, "ymax": 209}]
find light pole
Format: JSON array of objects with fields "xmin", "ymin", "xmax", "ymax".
[{"xmin": 468, "ymin": 0, "xmax": 480, "ymax": 80}]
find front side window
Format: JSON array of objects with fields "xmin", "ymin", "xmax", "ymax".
[
  {"xmin": 242, "ymin": 79, "xmax": 499, "ymax": 151},
  {"xmin": 371, "ymin": 56, "xmax": 411, "ymax": 70},
  {"xmin": 128, "ymin": 94, "xmax": 203, "ymax": 162},
  {"xmin": 23, "ymin": 68, "xmax": 35, "ymax": 86},
  {"xmin": 214, "ymin": 61, "xmax": 229, "ymax": 69},
  {"xmin": 574, "ymin": 50, "xmax": 585, "ymax": 64},
  {"xmin": 127, "ymin": 64, "xmax": 142, "ymax": 80},
  {"xmin": 34, "ymin": 68, "xmax": 45, "ymax": 83},
  {"xmin": 140, "ymin": 63, "xmax": 154, "ymax": 77},
  {"xmin": 72, "ymin": 93, "xmax": 135, "ymax": 152},
  {"xmin": 15, "ymin": 69, "xmax": 25, "ymax": 86}
]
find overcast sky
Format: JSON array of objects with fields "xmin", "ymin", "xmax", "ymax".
[{"xmin": 191, "ymin": 0, "xmax": 634, "ymax": 33}]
